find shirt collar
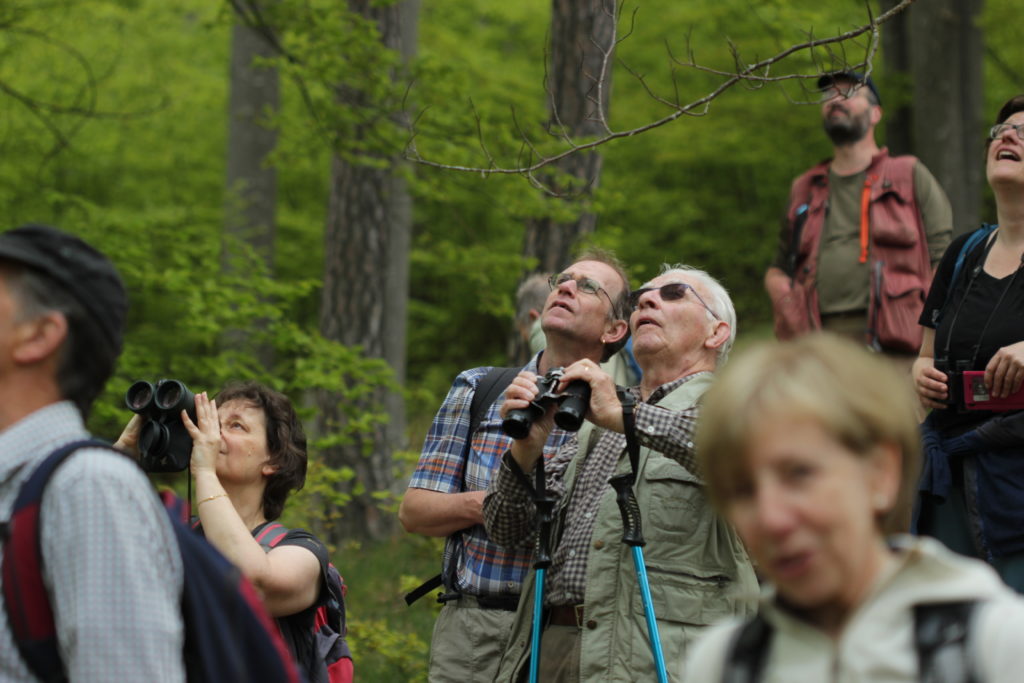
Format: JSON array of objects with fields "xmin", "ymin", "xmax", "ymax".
[
  {"xmin": 635, "ymin": 370, "xmax": 714, "ymax": 404},
  {"xmin": 0, "ymin": 401, "xmax": 88, "ymax": 484}
]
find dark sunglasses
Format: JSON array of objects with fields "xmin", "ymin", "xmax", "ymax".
[{"xmin": 629, "ymin": 282, "xmax": 721, "ymax": 320}]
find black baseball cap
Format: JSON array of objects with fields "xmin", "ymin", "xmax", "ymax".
[
  {"xmin": 817, "ymin": 71, "xmax": 882, "ymax": 107},
  {"xmin": 0, "ymin": 224, "xmax": 127, "ymax": 351}
]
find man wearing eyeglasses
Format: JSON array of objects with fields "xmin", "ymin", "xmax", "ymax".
[
  {"xmin": 484, "ymin": 265, "xmax": 757, "ymax": 682},
  {"xmin": 399, "ymin": 249, "xmax": 631, "ymax": 683},
  {"xmin": 765, "ymin": 70, "xmax": 952, "ymax": 365}
]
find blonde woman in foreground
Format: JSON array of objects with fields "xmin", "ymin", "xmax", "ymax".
[{"xmin": 683, "ymin": 333, "xmax": 1024, "ymax": 683}]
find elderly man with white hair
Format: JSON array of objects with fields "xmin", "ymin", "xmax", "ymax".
[{"xmin": 484, "ymin": 264, "xmax": 758, "ymax": 682}]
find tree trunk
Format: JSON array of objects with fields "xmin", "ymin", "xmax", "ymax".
[
  {"xmin": 882, "ymin": 0, "xmax": 984, "ymax": 237},
  {"xmin": 315, "ymin": 0, "xmax": 418, "ymax": 544},
  {"xmin": 224, "ymin": 5, "xmax": 279, "ymax": 363},
  {"xmin": 514, "ymin": 0, "xmax": 616, "ymax": 362},
  {"xmin": 224, "ymin": 6, "xmax": 278, "ymax": 267}
]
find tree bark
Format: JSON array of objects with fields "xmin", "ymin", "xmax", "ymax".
[
  {"xmin": 882, "ymin": 0, "xmax": 984, "ymax": 237},
  {"xmin": 224, "ymin": 5, "xmax": 279, "ymax": 363},
  {"xmin": 315, "ymin": 0, "xmax": 418, "ymax": 544},
  {"xmin": 224, "ymin": 6, "xmax": 279, "ymax": 267},
  {"xmin": 514, "ymin": 0, "xmax": 616, "ymax": 362},
  {"xmin": 522, "ymin": 0, "xmax": 616, "ymax": 272}
]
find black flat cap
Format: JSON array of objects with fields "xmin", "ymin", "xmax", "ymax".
[{"xmin": 0, "ymin": 224, "xmax": 127, "ymax": 351}]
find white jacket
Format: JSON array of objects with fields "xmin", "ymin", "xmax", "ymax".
[{"xmin": 684, "ymin": 536, "xmax": 1024, "ymax": 683}]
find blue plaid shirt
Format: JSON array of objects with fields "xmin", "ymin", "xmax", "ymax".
[{"xmin": 408, "ymin": 354, "xmax": 570, "ymax": 597}]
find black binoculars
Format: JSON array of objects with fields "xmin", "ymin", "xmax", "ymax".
[
  {"xmin": 126, "ymin": 379, "xmax": 197, "ymax": 472},
  {"xmin": 502, "ymin": 367, "xmax": 591, "ymax": 440}
]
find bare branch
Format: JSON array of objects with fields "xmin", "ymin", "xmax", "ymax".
[{"xmin": 405, "ymin": 0, "xmax": 917, "ymax": 177}]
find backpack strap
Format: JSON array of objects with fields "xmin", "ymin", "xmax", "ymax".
[
  {"xmin": 403, "ymin": 366, "xmax": 519, "ymax": 606},
  {"xmin": 951, "ymin": 225, "xmax": 998, "ymax": 297},
  {"xmin": 2, "ymin": 438, "xmax": 116, "ymax": 683},
  {"xmin": 933, "ymin": 224, "xmax": 998, "ymax": 329},
  {"xmin": 915, "ymin": 600, "xmax": 978, "ymax": 683},
  {"xmin": 253, "ymin": 521, "xmax": 289, "ymax": 548},
  {"xmin": 720, "ymin": 600, "xmax": 979, "ymax": 683},
  {"xmin": 720, "ymin": 614, "xmax": 774, "ymax": 683}
]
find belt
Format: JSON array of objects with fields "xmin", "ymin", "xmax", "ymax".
[
  {"xmin": 820, "ymin": 310, "xmax": 867, "ymax": 319},
  {"xmin": 548, "ymin": 604, "xmax": 585, "ymax": 627},
  {"xmin": 445, "ymin": 594, "xmax": 519, "ymax": 612}
]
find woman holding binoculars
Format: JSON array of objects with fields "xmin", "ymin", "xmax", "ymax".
[{"xmin": 117, "ymin": 381, "xmax": 340, "ymax": 680}]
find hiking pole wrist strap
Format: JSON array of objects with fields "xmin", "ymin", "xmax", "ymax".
[{"xmin": 610, "ymin": 389, "xmax": 644, "ymax": 547}]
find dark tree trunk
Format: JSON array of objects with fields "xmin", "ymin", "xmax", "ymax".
[
  {"xmin": 882, "ymin": 0, "xmax": 984, "ymax": 237},
  {"xmin": 315, "ymin": 0, "xmax": 418, "ymax": 544},
  {"xmin": 224, "ymin": 6, "xmax": 278, "ymax": 267},
  {"xmin": 514, "ymin": 0, "xmax": 616, "ymax": 362},
  {"xmin": 224, "ymin": 5, "xmax": 279, "ymax": 362}
]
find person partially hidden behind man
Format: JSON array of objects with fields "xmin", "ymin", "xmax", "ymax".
[
  {"xmin": 764, "ymin": 71, "xmax": 952, "ymax": 368},
  {"xmin": 484, "ymin": 264, "xmax": 757, "ymax": 682},
  {"xmin": 0, "ymin": 224, "xmax": 184, "ymax": 681}
]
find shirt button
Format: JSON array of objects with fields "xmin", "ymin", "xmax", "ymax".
[
  {"xmin": 586, "ymin": 620, "xmax": 598, "ymax": 630},
  {"xmin": 565, "ymin": 592, "xmax": 573, "ymax": 601},
  {"xmin": 686, "ymin": 441, "xmax": 694, "ymax": 448},
  {"xmin": 593, "ymin": 540, "xmax": 605, "ymax": 549},
  {"xmin": 584, "ymin": 511, "xmax": 592, "ymax": 518},
  {"xmin": 645, "ymin": 425, "xmax": 656, "ymax": 434},
  {"xmin": 507, "ymin": 582, "xmax": 514, "ymax": 588},
  {"xmin": 569, "ymin": 550, "xmax": 576, "ymax": 558}
]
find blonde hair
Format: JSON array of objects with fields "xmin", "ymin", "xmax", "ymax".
[{"xmin": 696, "ymin": 333, "xmax": 921, "ymax": 533}]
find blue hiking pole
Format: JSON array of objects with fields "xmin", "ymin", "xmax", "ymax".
[
  {"xmin": 513, "ymin": 455, "xmax": 555, "ymax": 683},
  {"xmin": 609, "ymin": 390, "xmax": 668, "ymax": 683}
]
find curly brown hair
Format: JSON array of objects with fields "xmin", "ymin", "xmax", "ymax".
[{"xmin": 216, "ymin": 381, "xmax": 307, "ymax": 521}]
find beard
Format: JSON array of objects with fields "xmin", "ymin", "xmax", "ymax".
[{"xmin": 823, "ymin": 107, "xmax": 871, "ymax": 146}]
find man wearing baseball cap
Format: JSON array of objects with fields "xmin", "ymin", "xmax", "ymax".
[
  {"xmin": 764, "ymin": 70, "xmax": 953, "ymax": 368},
  {"xmin": 0, "ymin": 225, "xmax": 185, "ymax": 681}
]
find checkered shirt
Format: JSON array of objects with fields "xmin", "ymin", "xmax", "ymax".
[
  {"xmin": 0, "ymin": 402, "xmax": 185, "ymax": 682},
  {"xmin": 408, "ymin": 354, "xmax": 570, "ymax": 597},
  {"xmin": 484, "ymin": 374, "xmax": 702, "ymax": 606}
]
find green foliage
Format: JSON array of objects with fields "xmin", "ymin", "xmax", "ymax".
[
  {"xmin": 335, "ymin": 535, "xmax": 441, "ymax": 682},
  {"xmin": 2, "ymin": 0, "xmax": 1019, "ymax": 675},
  {"xmin": 0, "ymin": 0, "xmax": 387, "ymax": 507}
]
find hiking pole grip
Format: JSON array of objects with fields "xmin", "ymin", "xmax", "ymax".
[
  {"xmin": 533, "ymin": 495, "xmax": 556, "ymax": 569},
  {"xmin": 609, "ymin": 472, "xmax": 645, "ymax": 547}
]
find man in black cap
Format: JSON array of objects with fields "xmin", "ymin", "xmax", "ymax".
[
  {"xmin": 0, "ymin": 225, "xmax": 185, "ymax": 681},
  {"xmin": 764, "ymin": 71, "xmax": 953, "ymax": 367}
]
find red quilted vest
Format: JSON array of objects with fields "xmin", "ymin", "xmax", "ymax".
[{"xmin": 773, "ymin": 148, "xmax": 931, "ymax": 353}]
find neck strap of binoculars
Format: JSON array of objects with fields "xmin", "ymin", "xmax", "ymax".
[{"xmin": 619, "ymin": 388, "xmax": 640, "ymax": 476}]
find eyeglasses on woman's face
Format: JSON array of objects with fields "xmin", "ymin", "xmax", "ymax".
[{"xmin": 989, "ymin": 122, "xmax": 1024, "ymax": 141}]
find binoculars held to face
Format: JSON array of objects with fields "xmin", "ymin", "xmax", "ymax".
[
  {"xmin": 126, "ymin": 379, "xmax": 197, "ymax": 472},
  {"xmin": 502, "ymin": 367, "xmax": 591, "ymax": 439}
]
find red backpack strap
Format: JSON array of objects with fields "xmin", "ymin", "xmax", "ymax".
[
  {"xmin": 2, "ymin": 438, "xmax": 114, "ymax": 683},
  {"xmin": 253, "ymin": 521, "xmax": 289, "ymax": 549}
]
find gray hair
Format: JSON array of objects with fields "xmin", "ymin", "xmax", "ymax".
[
  {"xmin": 515, "ymin": 273, "xmax": 551, "ymax": 329},
  {"xmin": 0, "ymin": 262, "xmax": 116, "ymax": 417},
  {"xmin": 647, "ymin": 264, "xmax": 736, "ymax": 364}
]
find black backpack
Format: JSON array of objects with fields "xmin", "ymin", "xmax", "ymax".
[
  {"xmin": 1, "ymin": 439, "xmax": 300, "ymax": 683},
  {"xmin": 404, "ymin": 366, "xmax": 520, "ymax": 606},
  {"xmin": 254, "ymin": 522, "xmax": 353, "ymax": 683}
]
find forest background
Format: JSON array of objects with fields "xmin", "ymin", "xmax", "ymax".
[{"xmin": 2, "ymin": 0, "xmax": 1020, "ymax": 678}]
